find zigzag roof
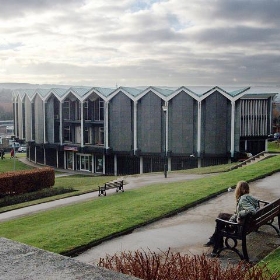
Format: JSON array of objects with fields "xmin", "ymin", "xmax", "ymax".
[{"xmin": 12, "ymin": 86, "xmax": 278, "ymax": 102}]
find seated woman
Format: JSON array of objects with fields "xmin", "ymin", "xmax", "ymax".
[{"xmin": 204, "ymin": 181, "xmax": 260, "ymax": 248}]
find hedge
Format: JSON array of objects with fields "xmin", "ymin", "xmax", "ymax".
[{"xmin": 0, "ymin": 167, "xmax": 55, "ymax": 196}]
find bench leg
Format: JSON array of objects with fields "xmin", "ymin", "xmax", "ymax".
[
  {"xmin": 116, "ymin": 185, "xmax": 124, "ymax": 192},
  {"xmin": 278, "ymin": 215, "xmax": 280, "ymax": 236},
  {"xmin": 211, "ymin": 225, "xmax": 224, "ymax": 257},
  {"xmin": 242, "ymin": 236, "xmax": 249, "ymax": 261},
  {"xmin": 98, "ymin": 187, "xmax": 106, "ymax": 196}
]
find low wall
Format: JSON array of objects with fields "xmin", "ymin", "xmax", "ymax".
[{"xmin": 0, "ymin": 238, "xmax": 138, "ymax": 280}]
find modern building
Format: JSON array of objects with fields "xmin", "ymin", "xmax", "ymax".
[{"xmin": 12, "ymin": 86, "xmax": 277, "ymax": 175}]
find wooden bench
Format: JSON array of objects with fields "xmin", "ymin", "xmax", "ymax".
[
  {"xmin": 98, "ymin": 180, "xmax": 124, "ymax": 196},
  {"xmin": 212, "ymin": 198, "xmax": 280, "ymax": 261}
]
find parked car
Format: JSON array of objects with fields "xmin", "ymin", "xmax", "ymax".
[
  {"xmin": 274, "ymin": 132, "xmax": 280, "ymax": 140},
  {"xmin": 267, "ymin": 134, "xmax": 275, "ymax": 141},
  {"xmin": 17, "ymin": 145, "xmax": 27, "ymax": 153}
]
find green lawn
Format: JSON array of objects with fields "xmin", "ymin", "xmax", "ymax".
[
  {"xmin": 267, "ymin": 141, "xmax": 280, "ymax": 153},
  {"xmin": 0, "ymin": 158, "xmax": 234, "ymax": 213},
  {"xmin": 0, "ymin": 153, "xmax": 33, "ymax": 173},
  {"xmin": 260, "ymin": 247, "xmax": 280, "ymax": 273},
  {"xmin": 0, "ymin": 155, "xmax": 280, "ymax": 256}
]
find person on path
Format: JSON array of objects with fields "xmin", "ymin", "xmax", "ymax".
[
  {"xmin": 10, "ymin": 148, "xmax": 14, "ymax": 158},
  {"xmin": 204, "ymin": 181, "xmax": 260, "ymax": 248}
]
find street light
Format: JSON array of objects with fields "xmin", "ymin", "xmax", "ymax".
[{"xmin": 162, "ymin": 104, "xmax": 168, "ymax": 178}]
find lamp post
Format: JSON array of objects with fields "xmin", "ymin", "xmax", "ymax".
[
  {"xmin": 162, "ymin": 104, "xmax": 168, "ymax": 178},
  {"xmin": 12, "ymin": 142, "xmax": 16, "ymax": 171}
]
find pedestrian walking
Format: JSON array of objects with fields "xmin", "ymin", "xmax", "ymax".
[{"xmin": 10, "ymin": 148, "xmax": 14, "ymax": 158}]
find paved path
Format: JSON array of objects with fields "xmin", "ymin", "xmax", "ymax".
[
  {"xmin": 0, "ymin": 171, "xmax": 209, "ymax": 222},
  {"xmin": 1, "ymin": 160, "xmax": 280, "ymax": 266},
  {"xmin": 75, "ymin": 173, "xmax": 280, "ymax": 265}
]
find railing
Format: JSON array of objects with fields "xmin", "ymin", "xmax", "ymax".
[{"xmin": 229, "ymin": 151, "xmax": 269, "ymax": 170}]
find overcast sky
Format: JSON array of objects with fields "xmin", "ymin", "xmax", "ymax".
[{"xmin": 0, "ymin": 0, "xmax": 280, "ymax": 88}]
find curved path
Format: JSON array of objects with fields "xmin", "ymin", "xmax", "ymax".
[
  {"xmin": 75, "ymin": 173, "xmax": 280, "ymax": 265},
  {"xmin": 1, "ymin": 160, "xmax": 280, "ymax": 266},
  {"xmin": 0, "ymin": 170, "xmax": 209, "ymax": 222}
]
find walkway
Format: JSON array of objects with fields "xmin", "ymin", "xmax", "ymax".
[
  {"xmin": 75, "ymin": 173, "xmax": 280, "ymax": 265},
  {"xmin": 0, "ymin": 163, "xmax": 209, "ymax": 222},
  {"xmin": 2, "ymin": 158, "xmax": 280, "ymax": 266}
]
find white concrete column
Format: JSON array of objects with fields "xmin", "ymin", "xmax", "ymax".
[
  {"xmin": 114, "ymin": 154, "xmax": 117, "ymax": 176},
  {"xmin": 270, "ymin": 98, "xmax": 273, "ymax": 134},
  {"xmin": 30, "ymin": 102, "xmax": 33, "ymax": 140},
  {"xmin": 43, "ymin": 101, "xmax": 46, "ymax": 143},
  {"xmin": 140, "ymin": 156, "xmax": 143, "ymax": 174},
  {"xmin": 81, "ymin": 101, "xmax": 84, "ymax": 147},
  {"xmin": 72, "ymin": 152, "xmax": 75, "ymax": 170},
  {"xmin": 165, "ymin": 102, "xmax": 170, "ymax": 171},
  {"xmin": 231, "ymin": 101, "xmax": 235, "ymax": 157},
  {"xmin": 60, "ymin": 102, "xmax": 63, "ymax": 145},
  {"xmin": 14, "ymin": 101, "xmax": 18, "ymax": 137},
  {"xmin": 103, "ymin": 154, "xmax": 106, "ymax": 175},
  {"xmin": 105, "ymin": 101, "xmax": 109, "ymax": 149},
  {"xmin": 134, "ymin": 101, "xmax": 138, "ymax": 153},
  {"xmin": 166, "ymin": 101, "xmax": 169, "ymax": 157},
  {"xmin": 197, "ymin": 101, "xmax": 202, "ymax": 157},
  {"xmin": 19, "ymin": 103, "xmax": 24, "ymax": 139},
  {"xmin": 168, "ymin": 157, "xmax": 171, "ymax": 171}
]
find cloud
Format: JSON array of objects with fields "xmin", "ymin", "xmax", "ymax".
[{"xmin": 0, "ymin": 0, "xmax": 279, "ymax": 87}]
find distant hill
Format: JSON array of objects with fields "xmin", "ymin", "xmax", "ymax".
[
  {"xmin": 0, "ymin": 83, "xmax": 39, "ymax": 90},
  {"xmin": 0, "ymin": 89, "xmax": 13, "ymax": 118},
  {"xmin": 0, "ymin": 88, "xmax": 12, "ymax": 102},
  {"xmin": 0, "ymin": 83, "xmax": 72, "ymax": 116},
  {"xmin": 0, "ymin": 83, "xmax": 71, "ymax": 90},
  {"xmin": 0, "ymin": 83, "xmax": 71, "ymax": 118}
]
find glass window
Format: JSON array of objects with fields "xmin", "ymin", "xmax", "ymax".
[
  {"xmin": 63, "ymin": 100, "xmax": 70, "ymax": 120},
  {"xmin": 94, "ymin": 127, "xmax": 104, "ymax": 145},
  {"xmin": 95, "ymin": 156, "xmax": 103, "ymax": 173},
  {"xmin": 67, "ymin": 152, "xmax": 73, "ymax": 169},
  {"xmin": 84, "ymin": 127, "xmax": 91, "ymax": 144},
  {"xmin": 94, "ymin": 98, "xmax": 104, "ymax": 121},
  {"xmin": 64, "ymin": 126, "xmax": 71, "ymax": 142},
  {"xmin": 84, "ymin": 101, "xmax": 89, "ymax": 120},
  {"xmin": 77, "ymin": 154, "xmax": 92, "ymax": 172},
  {"xmin": 76, "ymin": 101, "xmax": 81, "ymax": 120},
  {"xmin": 99, "ymin": 127, "xmax": 104, "ymax": 144}
]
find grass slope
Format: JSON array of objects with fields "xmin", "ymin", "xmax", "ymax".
[{"xmin": 0, "ymin": 156, "xmax": 280, "ymax": 255}]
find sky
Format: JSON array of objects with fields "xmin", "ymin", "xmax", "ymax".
[{"xmin": 0, "ymin": 0, "xmax": 280, "ymax": 88}]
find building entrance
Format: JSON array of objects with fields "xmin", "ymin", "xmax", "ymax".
[
  {"xmin": 77, "ymin": 154, "xmax": 92, "ymax": 172},
  {"xmin": 95, "ymin": 155, "xmax": 103, "ymax": 173}
]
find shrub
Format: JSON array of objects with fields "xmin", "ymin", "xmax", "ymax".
[
  {"xmin": 0, "ymin": 167, "xmax": 55, "ymax": 196},
  {"xmin": 98, "ymin": 249, "xmax": 280, "ymax": 280},
  {"xmin": 0, "ymin": 187, "xmax": 74, "ymax": 207}
]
